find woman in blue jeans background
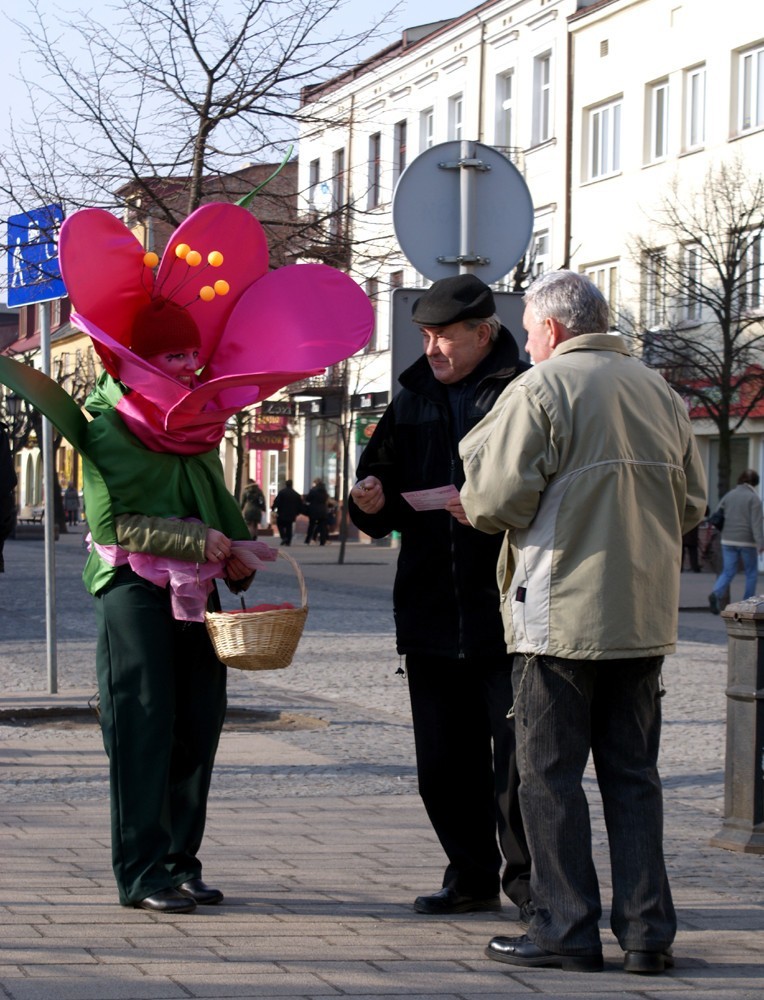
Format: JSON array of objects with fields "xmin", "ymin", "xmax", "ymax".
[{"xmin": 709, "ymin": 468, "xmax": 764, "ymax": 613}]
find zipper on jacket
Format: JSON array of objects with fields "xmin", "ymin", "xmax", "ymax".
[{"xmin": 448, "ymin": 454, "xmax": 467, "ymax": 658}]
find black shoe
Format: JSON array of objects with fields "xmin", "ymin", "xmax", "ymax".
[
  {"xmin": 709, "ymin": 592, "xmax": 720, "ymax": 614},
  {"xmin": 623, "ymin": 949, "xmax": 674, "ymax": 974},
  {"xmin": 414, "ymin": 886, "xmax": 501, "ymax": 914},
  {"xmin": 133, "ymin": 888, "xmax": 197, "ymax": 913},
  {"xmin": 518, "ymin": 899, "xmax": 536, "ymax": 928},
  {"xmin": 176, "ymin": 878, "xmax": 224, "ymax": 905},
  {"xmin": 485, "ymin": 934, "xmax": 603, "ymax": 972}
]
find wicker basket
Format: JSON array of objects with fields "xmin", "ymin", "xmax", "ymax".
[{"xmin": 205, "ymin": 550, "xmax": 308, "ymax": 670}]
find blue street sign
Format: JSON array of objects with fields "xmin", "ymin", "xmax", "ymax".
[{"xmin": 6, "ymin": 203, "xmax": 66, "ymax": 307}]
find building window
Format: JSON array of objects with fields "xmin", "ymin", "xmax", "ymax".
[
  {"xmin": 365, "ymin": 277, "xmax": 380, "ymax": 351},
  {"xmin": 530, "ymin": 228, "xmax": 551, "ymax": 278},
  {"xmin": 647, "ymin": 79, "xmax": 669, "ymax": 162},
  {"xmin": 393, "ymin": 120, "xmax": 407, "ymax": 185},
  {"xmin": 532, "ymin": 52, "xmax": 551, "ymax": 145},
  {"xmin": 587, "ymin": 98, "xmax": 621, "ymax": 180},
  {"xmin": 308, "ymin": 157, "xmax": 320, "ymax": 214},
  {"xmin": 390, "ymin": 270, "xmax": 404, "ymax": 289},
  {"xmin": 643, "ymin": 249, "xmax": 667, "ymax": 329},
  {"xmin": 582, "ymin": 261, "xmax": 619, "ymax": 328},
  {"xmin": 684, "ymin": 65, "xmax": 706, "ymax": 150},
  {"xmin": 420, "ymin": 107, "xmax": 434, "ymax": 150},
  {"xmin": 684, "ymin": 243, "xmax": 703, "ymax": 322},
  {"xmin": 740, "ymin": 230, "xmax": 763, "ymax": 313},
  {"xmin": 495, "ymin": 71, "xmax": 514, "ymax": 148},
  {"xmin": 368, "ymin": 132, "xmax": 382, "ymax": 209},
  {"xmin": 738, "ymin": 43, "xmax": 764, "ymax": 133},
  {"xmin": 330, "ymin": 148, "xmax": 345, "ymax": 236},
  {"xmin": 448, "ymin": 94, "xmax": 463, "ymax": 140}
]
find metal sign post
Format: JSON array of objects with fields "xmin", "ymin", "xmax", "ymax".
[
  {"xmin": 40, "ymin": 305, "xmax": 58, "ymax": 694},
  {"xmin": 6, "ymin": 203, "xmax": 66, "ymax": 695}
]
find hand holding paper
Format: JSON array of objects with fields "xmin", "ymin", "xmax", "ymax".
[{"xmin": 401, "ymin": 484, "xmax": 460, "ymax": 511}]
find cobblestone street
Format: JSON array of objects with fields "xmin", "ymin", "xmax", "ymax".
[{"xmin": 1, "ymin": 529, "xmax": 762, "ymax": 998}]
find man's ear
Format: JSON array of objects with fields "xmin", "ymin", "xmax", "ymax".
[
  {"xmin": 547, "ymin": 317, "xmax": 569, "ymax": 349},
  {"xmin": 475, "ymin": 321, "xmax": 493, "ymax": 347}
]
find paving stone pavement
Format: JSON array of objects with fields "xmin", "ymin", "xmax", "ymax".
[{"xmin": 0, "ymin": 530, "xmax": 763, "ymax": 999}]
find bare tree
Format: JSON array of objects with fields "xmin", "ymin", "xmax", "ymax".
[
  {"xmin": 627, "ymin": 158, "xmax": 764, "ymax": 497},
  {"xmin": 0, "ymin": 0, "xmax": 395, "ymax": 229}
]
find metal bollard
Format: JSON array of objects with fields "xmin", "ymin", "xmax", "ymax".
[{"xmin": 710, "ymin": 597, "xmax": 764, "ymax": 853}]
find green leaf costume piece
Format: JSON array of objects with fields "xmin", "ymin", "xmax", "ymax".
[{"xmin": 0, "ymin": 359, "xmax": 248, "ymax": 594}]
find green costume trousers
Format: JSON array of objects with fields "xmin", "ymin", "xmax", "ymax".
[{"xmin": 94, "ymin": 565, "xmax": 227, "ymax": 905}]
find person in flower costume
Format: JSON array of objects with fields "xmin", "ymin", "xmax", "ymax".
[{"xmin": 0, "ymin": 202, "xmax": 373, "ymax": 912}]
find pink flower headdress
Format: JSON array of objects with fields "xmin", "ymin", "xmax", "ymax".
[{"xmin": 59, "ymin": 202, "xmax": 374, "ymax": 453}]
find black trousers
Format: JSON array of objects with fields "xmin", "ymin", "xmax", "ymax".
[
  {"xmin": 306, "ymin": 515, "xmax": 328, "ymax": 544},
  {"xmin": 276, "ymin": 517, "xmax": 294, "ymax": 545},
  {"xmin": 94, "ymin": 566, "xmax": 227, "ymax": 905},
  {"xmin": 406, "ymin": 654, "xmax": 531, "ymax": 904}
]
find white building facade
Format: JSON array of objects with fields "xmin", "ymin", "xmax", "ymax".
[
  {"xmin": 569, "ymin": 0, "xmax": 764, "ymax": 504},
  {"xmin": 296, "ymin": 0, "xmax": 577, "ymax": 488},
  {"xmin": 297, "ymin": 0, "xmax": 764, "ymax": 507}
]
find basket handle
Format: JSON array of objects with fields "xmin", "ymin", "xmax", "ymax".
[{"xmin": 277, "ymin": 549, "xmax": 308, "ymax": 609}]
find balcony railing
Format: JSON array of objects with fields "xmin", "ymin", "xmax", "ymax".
[{"xmin": 287, "ymin": 369, "xmax": 347, "ymax": 396}]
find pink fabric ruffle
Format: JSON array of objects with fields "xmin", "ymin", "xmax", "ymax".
[{"xmin": 91, "ymin": 537, "xmax": 277, "ymax": 622}]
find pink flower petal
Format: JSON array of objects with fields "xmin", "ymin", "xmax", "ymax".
[{"xmin": 207, "ymin": 264, "xmax": 374, "ymax": 378}]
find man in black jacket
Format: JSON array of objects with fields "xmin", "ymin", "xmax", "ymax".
[
  {"xmin": 0, "ymin": 424, "xmax": 17, "ymax": 573},
  {"xmin": 349, "ymin": 274, "xmax": 532, "ymax": 918},
  {"xmin": 271, "ymin": 479, "xmax": 303, "ymax": 546}
]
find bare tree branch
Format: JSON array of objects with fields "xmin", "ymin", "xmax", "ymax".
[
  {"xmin": 0, "ymin": 0, "xmax": 398, "ymax": 221},
  {"xmin": 623, "ymin": 157, "xmax": 764, "ymax": 495}
]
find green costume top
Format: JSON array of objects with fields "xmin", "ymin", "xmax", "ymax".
[{"xmin": 0, "ymin": 359, "xmax": 249, "ymax": 595}]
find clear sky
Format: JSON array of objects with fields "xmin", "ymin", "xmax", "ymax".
[{"xmin": 0, "ymin": 0, "xmax": 477, "ymax": 150}]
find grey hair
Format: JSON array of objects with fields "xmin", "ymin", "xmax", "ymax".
[
  {"xmin": 524, "ymin": 270, "xmax": 609, "ymax": 335},
  {"xmin": 464, "ymin": 312, "xmax": 501, "ymax": 341}
]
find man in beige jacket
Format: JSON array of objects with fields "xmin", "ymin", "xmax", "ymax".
[{"xmin": 459, "ymin": 270, "xmax": 706, "ymax": 975}]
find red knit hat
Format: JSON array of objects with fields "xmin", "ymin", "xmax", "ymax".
[{"xmin": 130, "ymin": 297, "xmax": 201, "ymax": 358}]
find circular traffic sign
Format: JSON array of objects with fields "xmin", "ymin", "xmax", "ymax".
[{"xmin": 392, "ymin": 141, "xmax": 534, "ymax": 285}]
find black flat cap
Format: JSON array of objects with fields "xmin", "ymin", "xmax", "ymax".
[{"xmin": 412, "ymin": 274, "xmax": 495, "ymax": 326}]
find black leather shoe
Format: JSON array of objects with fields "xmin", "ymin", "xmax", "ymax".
[
  {"xmin": 623, "ymin": 949, "xmax": 674, "ymax": 974},
  {"xmin": 176, "ymin": 878, "xmax": 224, "ymax": 905},
  {"xmin": 518, "ymin": 899, "xmax": 536, "ymax": 927},
  {"xmin": 414, "ymin": 886, "xmax": 501, "ymax": 914},
  {"xmin": 133, "ymin": 888, "xmax": 197, "ymax": 913},
  {"xmin": 485, "ymin": 934, "xmax": 603, "ymax": 972}
]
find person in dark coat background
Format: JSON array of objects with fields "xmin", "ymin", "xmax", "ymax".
[
  {"xmin": 349, "ymin": 274, "xmax": 532, "ymax": 920},
  {"xmin": 240, "ymin": 479, "xmax": 266, "ymax": 538},
  {"xmin": 0, "ymin": 424, "xmax": 17, "ymax": 573},
  {"xmin": 271, "ymin": 479, "xmax": 303, "ymax": 546},
  {"xmin": 304, "ymin": 477, "xmax": 329, "ymax": 545}
]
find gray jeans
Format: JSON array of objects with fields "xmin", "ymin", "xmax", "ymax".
[{"xmin": 512, "ymin": 653, "xmax": 676, "ymax": 956}]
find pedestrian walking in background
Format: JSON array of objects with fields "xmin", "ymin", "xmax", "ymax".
[
  {"xmin": 0, "ymin": 423, "xmax": 16, "ymax": 573},
  {"xmin": 271, "ymin": 479, "xmax": 303, "ymax": 546},
  {"xmin": 304, "ymin": 477, "xmax": 329, "ymax": 545},
  {"xmin": 708, "ymin": 469, "xmax": 764, "ymax": 613},
  {"xmin": 349, "ymin": 274, "xmax": 532, "ymax": 921},
  {"xmin": 63, "ymin": 482, "xmax": 81, "ymax": 526},
  {"xmin": 240, "ymin": 479, "xmax": 266, "ymax": 538},
  {"xmin": 682, "ymin": 524, "xmax": 701, "ymax": 572},
  {"xmin": 460, "ymin": 270, "xmax": 706, "ymax": 974}
]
